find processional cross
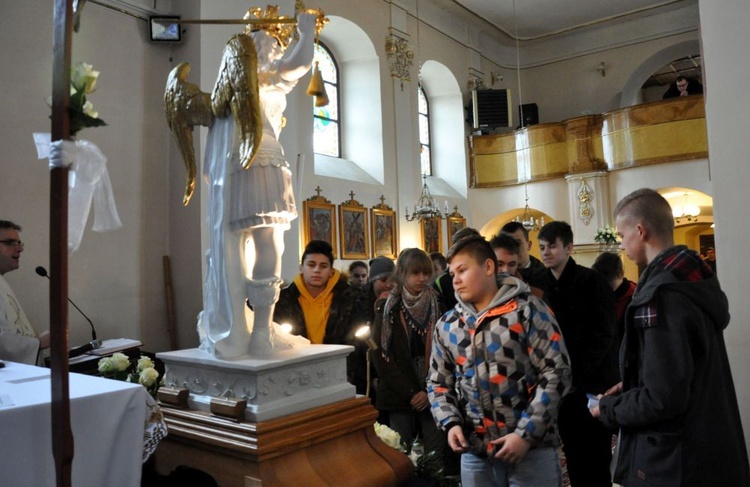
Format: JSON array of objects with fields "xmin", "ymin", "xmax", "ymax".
[{"xmin": 49, "ymin": 1, "xmax": 76, "ymax": 485}]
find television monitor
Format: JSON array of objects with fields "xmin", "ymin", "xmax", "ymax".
[{"xmin": 149, "ymin": 16, "xmax": 181, "ymax": 43}]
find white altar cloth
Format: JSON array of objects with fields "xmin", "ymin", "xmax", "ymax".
[{"xmin": 0, "ymin": 361, "xmax": 152, "ymax": 486}]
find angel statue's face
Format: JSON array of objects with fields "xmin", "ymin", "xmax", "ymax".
[{"xmin": 255, "ymin": 32, "xmax": 285, "ymax": 62}]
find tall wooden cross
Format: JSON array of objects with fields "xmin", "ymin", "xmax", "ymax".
[{"xmin": 50, "ymin": 1, "xmax": 74, "ymax": 486}]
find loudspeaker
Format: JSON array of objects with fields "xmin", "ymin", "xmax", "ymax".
[
  {"xmin": 518, "ymin": 103, "xmax": 539, "ymax": 128},
  {"xmin": 468, "ymin": 89, "xmax": 513, "ymax": 131}
]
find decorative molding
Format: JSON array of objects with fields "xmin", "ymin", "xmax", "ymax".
[
  {"xmin": 577, "ymin": 178, "xmax": 594, "ymax": 226},
  {"xmin": 385, "ymin": 32, "xmax": 414, "ymax": 87}
]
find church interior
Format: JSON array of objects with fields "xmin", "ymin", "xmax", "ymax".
[{"xmin": 1, "ymin": 0, "xmax": 748, "ymax": 485}]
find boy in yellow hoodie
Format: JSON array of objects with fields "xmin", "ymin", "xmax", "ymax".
[{"xmin": 273, "ymin": 240, "xmax": 367, "ymax": 382}]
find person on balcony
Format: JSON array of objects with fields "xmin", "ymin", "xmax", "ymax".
[{"xmin": 662, "ymin": 75, "xmax": 703, "ymax": 99}]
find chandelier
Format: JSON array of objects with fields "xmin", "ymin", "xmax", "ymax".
[
  {"xmin": 405, "ymin": 174, "xmax": 448, "ymax": 222},
  {"xmin": 673, "ymin": 192, "xmax": 700, "ymax": 223},
  {"xmin": 514, "ymin": 183, "xmax": 544, "ymax": 231}
]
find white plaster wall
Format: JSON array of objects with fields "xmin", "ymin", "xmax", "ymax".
[
  {"xmin": 519, "ymin": 31, "xmax": 700, "ymax": 123},
  {"xmin": 699, "ymin": 0, "xmax": 750, "ymax": 453},
  {"xmin": 0, "ymin": 2, "xmax": 181, "ymax": 351}
]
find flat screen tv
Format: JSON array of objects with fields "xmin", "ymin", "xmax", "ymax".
[{"xmin": 149, "ymin": 16, "xmax": 181, "ymax": 43}]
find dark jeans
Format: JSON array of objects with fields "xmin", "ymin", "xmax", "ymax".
[{"xmin": 558, "ymin": 390, "xmax": 613, "ymax": 487}]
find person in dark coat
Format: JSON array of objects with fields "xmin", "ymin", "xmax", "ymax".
[
  {"xmin": 662, "ymin": 75, "xmax": 703, "ymax": 99},
  {"xmin": 536, "ymin": 221, "xmax": 619, "ymax": 487},
  {"xmin": 592, "ymin": 251, "xmax": 636, "ymax": 347},
  {"xmin": 591, "ymin": 189, "xmax": 750, "ymax": 487},
  {"xmin": 500, "ymin": 221, "xmax": 546, "ymax": 284},
  {"xmin": 372, "ymin": 248, "xmax": 446, "ymax": 458}
]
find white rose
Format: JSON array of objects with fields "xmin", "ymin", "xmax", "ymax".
[
  {"xmin": 110, "ymin": 352, "xmax": 131, "ymax": 372},
  {"xmin": 82, "ymin": 101, "xmax": 98, "ymax": 118},
  {"xmin": 137, "ymin": 356, "xmax": 155, "ymax": 372},
  {"xmin": 139, "ymin": 367, "xmax": 160, "ymax": 387},
  {"xmin": 374, "ymin": 422, "xmax": 403, "ymax": 451},
  {"xmin": 71, "ymin": 62, "xmax": 99, "ymax": 93},
  {"xmin": 98, "ymin": 356, "xmax": 112, "ymax": 374}
]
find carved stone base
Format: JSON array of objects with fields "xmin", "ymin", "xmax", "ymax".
[
  {"xmin": 156, "ymin": 345, "xmax": 355, "ymax": 422},
  {"xmin": 154, "ymin": 397, "xmax": 414, "ymax": 486}
]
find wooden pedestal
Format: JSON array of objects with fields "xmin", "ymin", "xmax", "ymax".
[{"xmin": 154, "ymin": 397, "xmax": 414, "ymax": 486}]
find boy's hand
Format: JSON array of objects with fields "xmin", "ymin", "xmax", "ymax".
[
  {"xmin": 410, "ymin": 391, "xmax": 430, "ymax": 411},
  {"xmin": 492, "ymin": 433, "xmax": 530, "ymax": 464},
  {"xmin": 604, "ymin": 382, "xmax": 623, "ymax": 396},
  {"xmin": 447, "ymin": 425, "xmax": 468, "ymax": 453}
]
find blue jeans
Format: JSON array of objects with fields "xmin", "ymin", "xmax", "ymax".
[{"xmin": 461, "ymin": 446, "xmax": 561, "ymax": 487}]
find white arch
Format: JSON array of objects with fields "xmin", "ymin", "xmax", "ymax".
[
  {"xmin": 316, "ymin": 16, "xmax": 384, "ymax": 183},
  {"xmin": 620, "ymin": 39, "xmax": 701, "ymax": 108},
  {"xmin": 420, "ymin": 60, "xmax": 468, "ymax": 197}
]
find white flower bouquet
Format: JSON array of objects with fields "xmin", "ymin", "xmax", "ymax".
[
  {"xmin": 98, "ymin": 353, "xmax": 161, "ymax": 397},
  {"xmin": 594, "ymin": 224, "xmax": 619, "ymax": 245}
]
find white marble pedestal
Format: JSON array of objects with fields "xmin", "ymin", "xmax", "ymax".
[{"xmin": 156, "ymin": 345, "xmax": 355, "ymax": 422}]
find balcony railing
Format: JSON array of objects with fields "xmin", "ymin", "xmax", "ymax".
[{"xmin": 470, "ymin": 95, "xmax": 707, "ymax": 188}]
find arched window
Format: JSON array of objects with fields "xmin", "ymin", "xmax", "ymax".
[
  {"xmin": 312, "ymin": 42, "xmax": 340, "ymax": 158},
  {"xmin": 417, "ymin": 84, "xmax": 432, "ymax": 176}
]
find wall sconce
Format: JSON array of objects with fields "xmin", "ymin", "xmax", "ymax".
[
  {"xmin": 597, "ymin": 62, "xmax": 606, "ymax": 77},
  {"xmin": 491, "ymin": 71, "xmax": 504, "ymax": 86}
]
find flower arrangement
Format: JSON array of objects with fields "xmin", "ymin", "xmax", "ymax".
[
  {"xmin": 594, "ymin": 224, "xmax": 619, "ymax": 245},
  {"xmin": 373, "ymin": 422, "xmax": 460, "ymax": 486},
  {"xmin": 67, "ymin": 62, "xmax": 107, "ymax": 136},
  {"xmin": 98, "ymin": 353, "xmax": 162, "ymax": 397}
]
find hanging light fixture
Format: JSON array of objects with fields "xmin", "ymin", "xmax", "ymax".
[
  {"xmin": 514, "ymin": 182, "xmax": 544, "ymax": 231},
  {"xmin": 510, "ymin": 0, "xmax": 540, "ymax": 231},
  {"xmin": 405, "ymin": 174, "xmax": 449, "ymax": 222},
  {"xmin": 673, "ymin": 192, "xmax": 700, "ymax": 223}
]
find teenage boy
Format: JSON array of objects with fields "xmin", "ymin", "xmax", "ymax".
[
  {"xmin": 500, "ymin": 221, "xmax": 545, "ymax": 283},
  {"xmin": 274, "ymin": 240, "xmax": 366, "ymax": 389},
  {"xmin": 490, "ymin": 232, "xmax": 544, "ymax": 299},
  {"xmin": 536, "ymin": 221, "xmax": 618, "ymax": 487},
  {"xmin": 591, "ymin": 188, "xmax": 749, "ymax": 486},
  {"xmin": 427, "ymin": 234, "xmax": 571, "ymax": 486}
]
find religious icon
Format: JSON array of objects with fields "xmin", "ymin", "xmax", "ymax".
[
  {"xmin": 304, "ymin": 192, "xmax": 337, "ymax": 259},
  {"xmin": 371, "ymin": 196, "xmax": 397, "ymax": 259},
  {"xmin": 421, "ymin": 217, "xmax": 443, "ymax": 254},
  {"xmin": 339, "ymin": 192, "xmax": 369, "ymax": 259}
]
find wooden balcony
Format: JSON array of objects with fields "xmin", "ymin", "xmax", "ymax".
[{"xmin": 470, "ymin": 95, "xmax": 708, "ymax": 187}]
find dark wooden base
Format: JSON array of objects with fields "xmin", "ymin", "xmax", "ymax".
[{"xmin": 153, "ymin": 396, "xmax": 414, "ymax": 486}]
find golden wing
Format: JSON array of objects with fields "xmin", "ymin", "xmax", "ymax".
[
  {"xmin": 211, "ymin": 34, "xmax": 263, "ymax": 170},
  {"xmin": 164, "ymin": 63, "xmax": 214, "ymax": 206}
]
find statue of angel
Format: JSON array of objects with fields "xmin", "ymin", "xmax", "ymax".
[{"xmin": 165, "ymin": 6, "xmax": 324, "ymax": 358}]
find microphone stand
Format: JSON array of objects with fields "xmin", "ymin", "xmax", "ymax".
[{"xmin": 36, "ymin": 266, "xmax": 101, "ymax": 355}]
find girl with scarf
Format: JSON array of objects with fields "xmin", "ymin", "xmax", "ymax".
[{"xmin": 372, "ymin": 248, "xmax": 447, "ymax": 458}]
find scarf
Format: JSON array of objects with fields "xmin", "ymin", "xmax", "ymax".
[{"xmin": 380, "ymin": 284, "xmax": 440, "ymax": 358}]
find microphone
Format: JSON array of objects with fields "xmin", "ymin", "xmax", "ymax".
[
  {"xmin": 35, "ymin": 266, "xmax": 98, "ymax": 341},
  {"xmin": 68, "ymin": 340, "xmax": 103, "ymax": 358}
]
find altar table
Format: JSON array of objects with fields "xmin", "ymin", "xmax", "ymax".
[{"xmin": 0, "ymin": 361, "xmax": 157, "ymax": 486}]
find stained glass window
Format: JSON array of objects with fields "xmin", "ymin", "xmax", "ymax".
[
  {"xmin": 418, "ymin": 84, "xmax": 432, "ymax": 176},
  {"xmin": 313, "ymin": 43, "xmax": 340, "ymax": 158}
]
